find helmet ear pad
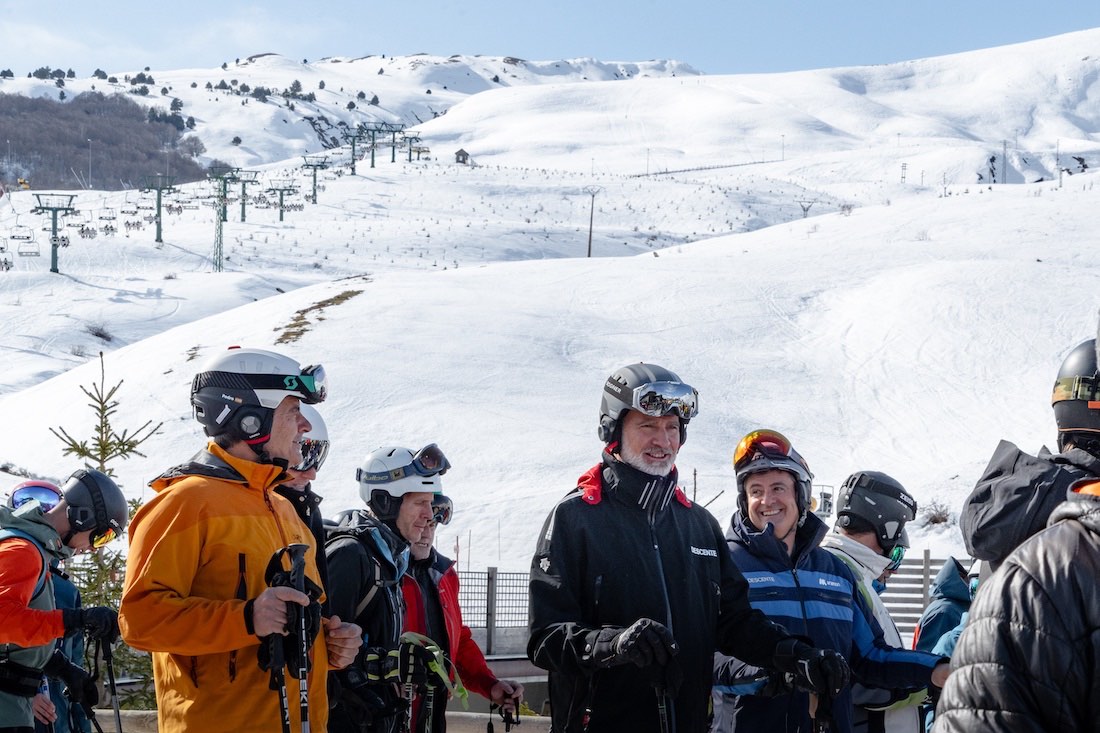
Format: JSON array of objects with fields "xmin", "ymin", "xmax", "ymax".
[
  {"xmin": 234, "ymin": 407, "xmax": 273, "ymax": 444},
  {"xmin": 369, "ymin": 489, "xmax": 403, "ymax": 522}
]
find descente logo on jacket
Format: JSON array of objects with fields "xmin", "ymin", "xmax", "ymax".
[{"xmin": 690, "ymin": 545, "xmax": 718, "ymax": 557}]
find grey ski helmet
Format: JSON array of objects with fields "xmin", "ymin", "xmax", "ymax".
[
  {"xmin": 733, "ymin": 429, "xmax": 814, "ymax": 527},
  {"xmin": 190, "ymin": 346, "xmax": 326, "ymax": 452},
  {"xmin": 835, "ymin": 470, "xmax": 916, "ymax": 553},
  {"xmin": 61, "ymin": 469, "xmax": 128, "ymax": 547},
  {"xmin": 1052, "ymin": 336, "xmax": 1100, "ymax": 452},
  {"xmin": 598, "ymin": 363, "xmax": 699, "ymax": 444}
]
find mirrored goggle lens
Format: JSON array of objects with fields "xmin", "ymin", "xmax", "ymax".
[
  {"xmin": 412, "ymin": 444, "xmax": 450, "ymax": 476},
  {"xmin": 733, "ymin": 429, "xmax": 794, "ymax": 470},
  {"xmin": 885, "ymin": 545, "xmax": 906, "ymax": 572},
  {"xmin": 299, "ymin": 364, "xmax": 327, "ymax": 404},
  {"xmin": 295, "ymin": 438, "xmax": 330, "ymax": 472},
  {"xmin": 631, "ymin": 381, "xmax": 699, "ymax": 419},
  {"xmin": 11, "ymin": 485, "xmax": 61, "ymax": 510},
  {"xmin": 968, "ymin": 576, "xmax": 980, "ymax": 599},
  {"xmin": 90, "ymin": 526, "xmax": 118, "ymax": 549},
  {"xmin": 431, "ymin": 495, "xmax": 453, "ymax": 526}
]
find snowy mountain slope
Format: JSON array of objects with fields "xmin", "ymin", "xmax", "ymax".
[{"xmin": 0, "ymin": 30, "xmax": 1098, "ymax": 569}]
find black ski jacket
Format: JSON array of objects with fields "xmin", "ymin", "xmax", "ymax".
[
  {"xmin": 528, "ymin": 452, "xmax": 792, "ymax": 733},
  {"xmin": 959, "ymin": 440, "xmax": 1100, "ymax": 568},
  {"xmin": 934, "ymin": 483, "xmax": 1100, "ymax": 732}
]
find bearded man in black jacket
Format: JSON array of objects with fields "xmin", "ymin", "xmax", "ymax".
[{"xmin": 527, "ymin": 363, "xmax": 849, "ymax": 733}]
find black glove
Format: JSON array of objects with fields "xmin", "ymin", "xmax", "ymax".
[
  {"xmin": 62, "ymin": 606, "xmax": 120, "ymax": 643},
  {"xmin": 43, "ymin": 650, "xmax": 99, "ymax": 707},
  {"xmin": 587, "ymin": 618, "xmax": 678, "ymax": 669},
  {"xmin": 397, "ymin": 641, "xmax": 436, "ymax": 687},
  {"xmin": 773, "ymin": 638, "xmax": 849, "ymax": 695}
]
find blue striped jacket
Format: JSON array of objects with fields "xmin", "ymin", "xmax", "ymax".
[{"xmin": 712, "ymin": 511, "xmax": 942, "ymax": 733}]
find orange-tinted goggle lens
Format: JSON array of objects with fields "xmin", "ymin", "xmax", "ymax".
[
  {"xmin": 733, "ymin": 429, "xmax": 793, "ymax": 470},
  {"xmin": 90, "ymin": 527, "xmax": 117, "ymax": 549}
]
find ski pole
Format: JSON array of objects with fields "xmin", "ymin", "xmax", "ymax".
[
  {"xmin": 38, "ymin": 675, "xmax": 54, "ymax": 733},
  {"xmin": 102, "ymin": 640, "xmax": 124, "ymax": 733},
  {"xmin": 286, "ymin": 543, "xmax": 311, "ymax": 733}
]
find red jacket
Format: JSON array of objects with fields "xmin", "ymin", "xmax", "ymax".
[{"xmin": 402, "ymin": 551, "xmax": 497, "ymax": 727}]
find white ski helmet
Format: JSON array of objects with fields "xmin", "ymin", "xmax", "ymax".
[
  {"xmin": 356, "ymin": 444, "xmax": 448, "ymax": 521},
  {"xmin": 294, "ymin": 404, "xmax": 330, "ymax": 472},
  {"xmin": 190, "ymin": 346, "xmax": 326, "ymax": 450}
]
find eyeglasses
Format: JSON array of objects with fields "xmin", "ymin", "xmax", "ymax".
[
  {"xmin": 10, "ymin": 484, "xmax": 62, "ymax": 511},
  {"xmin": 294, "ymin": 437, "xmax": 330, "ymax": 472},
  {"xmin": 884, "ymin": 544, "xmax": 906, "ymax": 572},
  {"xmin": 357, "ymin": 443, "xmax": 451, "ymax": 484},
  {"xmin": 630, "ymin": 381, "xmax": 699, "ymax": 420},
  {"xmin": 431, "ymin": 495, "xmax": 453, "ymax": 526}
]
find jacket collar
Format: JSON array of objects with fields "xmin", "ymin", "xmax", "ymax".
[
  {"xmin": 150, "ymin": 441, "xmax": 287, "ymax": 493},
  {"xmin": 1049, "ymin": 479, "xmax": 1100, "ymax": 531},
  {"xmin": 728, "ymin": 508, "xmax": 828, "ymax": 566},
  {"xmin": 819, "ymin": 529, "xmax": 891, "ymax": 576}
]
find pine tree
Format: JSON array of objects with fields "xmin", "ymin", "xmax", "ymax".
[{"xmin": 50, "ymin": 352, "xmax": 163, "ymax": 709}]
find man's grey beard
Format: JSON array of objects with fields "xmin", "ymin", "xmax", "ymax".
[{"xmin": 619, "ymin": 441, "xmax": 676, "ymax": 477}]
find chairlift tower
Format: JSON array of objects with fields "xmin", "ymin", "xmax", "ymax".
[
  {"xmin": 383, "ymin": 122, "xmax": 406, "ymax": 163},
  {"xmin": 583, "ymin": 186, "xmax": 601, "ymax": 258},
  {"xmin": 357, "ymin": 121, "xmax": 403, "ymax": 168},
  {"xmin": 402, "ymin": 132, "xmax": 422, "ymax": 163},
  {"xmin": 31, "ymin": 193, "xmax": 76, "ymax": 274},
  {"xmin": 207, "ymin": 165, "xmax": 239, "ymax": 272},
  {"xmin": 234, "ymin": 170, "xmax": 260, "ymax": 222},
  {"xmin": 301, "ymin": 156, "xmax": 330, "ymax": 205},
  {"xmin": 141, "ymin": 173, "xmax": 178, "ymax": 243},
  {"xmin": 266, "ymin": 179, "xmax": 299, "ymax": 222},
  {"xmin": 342, "ymin": 130, "xmax": 371, "ymax": 175}
]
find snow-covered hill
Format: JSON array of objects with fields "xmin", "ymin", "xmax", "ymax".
[{"xmin": 1, "ymin": 30, "xmax": 1099, "ymax": 570}]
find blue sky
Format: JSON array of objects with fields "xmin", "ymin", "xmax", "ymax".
[{"xmin": 2, "ymin": 1, "xmax": 1099, "ymax": 76}]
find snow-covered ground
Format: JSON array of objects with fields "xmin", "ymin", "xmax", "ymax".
[{"xmin": 1, "ymin": 30, "xmax": 1099, "ymax": 570}]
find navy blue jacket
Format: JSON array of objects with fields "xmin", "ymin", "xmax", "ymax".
[{"xmin": 713, "ymin": 511, "xmax": 944, "ymax": 733}]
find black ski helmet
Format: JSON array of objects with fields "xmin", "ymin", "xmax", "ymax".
[
  {"xmin": 835, "ymin": 471, "xmax": 916, "ymax": 553},
  {"xmin": 61, "ymin": 468, "xmax": 128, "ymax": 544},
  {"xmin": 1051, "ymin": 337, "xmax": 1100, "ymax": 451},
  {"xmin": 598, "ymin": 363, "xmax": 698, "ymax": 444},
  {"xmin": 190, "ymin": 346, "xmax": 326, "ymax": 452}
]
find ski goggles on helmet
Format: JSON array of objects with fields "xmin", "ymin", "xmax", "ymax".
[
  {"xmin": 241, "ymin": 363, "xmax": 328, "ymax": 404},
  {"xmin": 294, "ymin": 436, "xmax": 330, "ymax": 472},
  {"xmin": 357, "ymin": 443, "xmax": 451, "ymax": 484},
  {"xmin": 629, "ymin": 381, "xmax": 699, "ymax": 420},
  {"xmin": 431, "ymin": 495, "xmax": 453, "ymax": 526},
  {"xmin": 1052, "ymin": 374, "xmax": 1100, "ymax": 405},
  {"xmin": 733, "ymin": 429, "xmax": 811, "ymax": 477},
  {"xmin": 9, "ymin": 483, "xmax": 62, "ymax": 511}
]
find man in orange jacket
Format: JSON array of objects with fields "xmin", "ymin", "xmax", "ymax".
[{"xmin": 119, "ymin": 346, "xmax": 361, "ymax": 733}]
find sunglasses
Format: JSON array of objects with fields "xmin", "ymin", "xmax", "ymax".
[
  {"xmin": 629, "ymin": 381, "xmax": 699, "ymax": 420},
  {"xmin": 10, "ymin": 484, "xmax": 62, "ymax": 511},
  {"xmin": 431, "ymin": 495, "xmax": 453, "ymax": 526},
  {"xmin": 357, "ymin": 443, "xmax": 451, "ymax": 484},
  {"xmin": 294, "ymin": 437, "xmax": 330, "ymax": 472}
]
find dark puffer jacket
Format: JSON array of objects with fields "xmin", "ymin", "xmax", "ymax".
[{"xmin": 933, "ymin": 482, "xmax": 1100, "ymax": 732}]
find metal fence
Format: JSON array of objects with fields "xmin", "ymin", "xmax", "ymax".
[{"xmin": 459, "ymin": 552, "xmax": 970, "ymax": 650}]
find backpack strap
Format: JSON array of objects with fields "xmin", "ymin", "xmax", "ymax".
[{"xmin": 0, "ymin": 528, "xmax": 49, "ymax": 600}]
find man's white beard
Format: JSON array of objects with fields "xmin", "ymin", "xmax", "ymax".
[{"xmin": 619, "ymin": 441, "xmax": 676, "ymax": 477}]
